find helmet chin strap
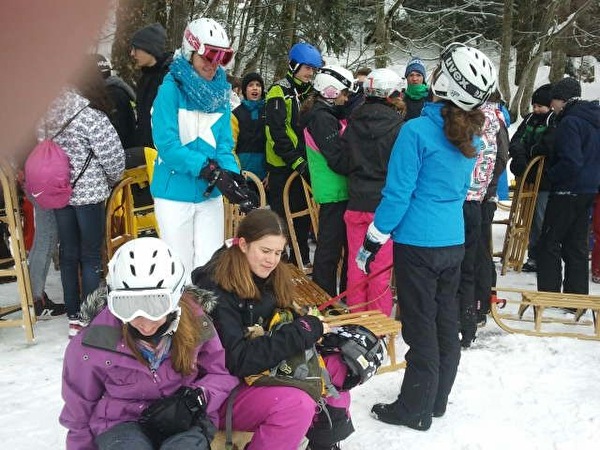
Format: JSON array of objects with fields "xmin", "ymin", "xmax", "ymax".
[{"xmin": 162, "ymin": 306, "xmax": 182, "ymax": 336}]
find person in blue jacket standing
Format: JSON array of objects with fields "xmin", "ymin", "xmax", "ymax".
[
  {"xmin": 356, "ymin": 43, "xmax": 497, "ymax": 430},
  {"xmin": 151, "ymin": 18, "xmax": 241, "ymax": 281}
]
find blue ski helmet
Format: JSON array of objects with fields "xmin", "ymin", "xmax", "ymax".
[{"xmin": 288, "ymin": 42, "xmax": 323, "ymax": 73}]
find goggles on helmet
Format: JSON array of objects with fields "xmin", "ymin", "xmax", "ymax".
[
  {"xmin": 108, "ymin": 288, "xmax": 181, "ymax": 323},
  {"xmin": 318, "ymin": 67, "xmax": 359, "ymax": 94},
  {"xmin": 185, "ymin": 28, "xmax": 234, "ymax": 65}
]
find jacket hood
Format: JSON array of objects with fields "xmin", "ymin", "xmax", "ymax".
[
  {"xmin": 420, "ymin": 101, "xmax": 446, "ymax": 128},
  {"xmin": 561, "ymin": 99, "xmax": 600, "ymax": 129},
  {"xmin": 106, "ymin": 75, "xmax": 136, "ymax": 101},
  {"xmin": 80, "ymin": 283, "xmax": 219, "ymax": 327},
  {"xmin": 349, "ymin": 100, "xmax": 403, "ymax": 139}
]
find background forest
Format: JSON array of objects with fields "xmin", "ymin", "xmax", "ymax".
[{"xmin": 102, "ymin": 0, "xmax": 600, "ymax": 121}]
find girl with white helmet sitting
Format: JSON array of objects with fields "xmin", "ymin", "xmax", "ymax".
[{"xmin": 59, "ymin": 237, "xmax": 239, "ymax": 449}]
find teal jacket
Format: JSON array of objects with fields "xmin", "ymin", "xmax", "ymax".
[{"xmin": 151, "ymin": 73, "xmax": 239, "ymax": 203}]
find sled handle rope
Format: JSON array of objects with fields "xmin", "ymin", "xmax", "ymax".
[{"xmin": 317, "ymin": 263, "xmax": 394, "ymax": 312}]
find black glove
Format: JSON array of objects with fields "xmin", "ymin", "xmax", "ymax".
[
  {"xmin": 355, "ymin": 223, "xmax": 388, "ymax": 274},
  {"xmin": 200, "ymin": 160, "xmax": 259, "ymax": 212},
  {"xmin": 139, "ymin": 386, "xmax": 215, "ymax": 446}
]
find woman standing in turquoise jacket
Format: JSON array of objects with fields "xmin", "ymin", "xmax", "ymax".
[
  {"xmin": 151, "ymin": 18, "xmax": 240, "ymax": 280},
  {"xmin": 356, "ymin": 43, "xmax": 497, "ymax": 430}
]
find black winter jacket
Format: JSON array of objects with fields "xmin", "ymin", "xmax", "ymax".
[
  {"xmin": 509, "ymin": 111, "xmax": 556, "ymax": 191},
  {"xmin": 191, "ymin": 254, "xmax": 324, "ymax": 378},
  {"xmin": 547, "ymin": 100, "xmax": 600, "ymax": 194},
  {"xmin": 341, "ymin": 98, "xmax": 403, "ymax": 212},
  {"xmin": 134, "ymin": 52, "xmax": 172, "ymax": 147},
  {"xmin": 106, "ymin": 76, "xmax": 136, "ymax": 149}
]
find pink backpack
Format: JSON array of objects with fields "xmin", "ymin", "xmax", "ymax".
[{"xmin": 25, "ymin": 107, "xmax": 91, "ymax": 209}]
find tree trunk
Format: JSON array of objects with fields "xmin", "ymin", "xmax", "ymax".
[
  {"xmin": 373, "ymin": 1, "xmax": 387, "ymax": 68},
  {"xmin": 166, "ymin": 0, "xmax": 194, "ymax": 52},
  {"xmin": 498, "ymin": 0, "xmax": 513, "ymax": 106},
  {"xmin": 111, "ymin": 0, "xmax": 146, "ymax": 88},
  {"xmin": 274, "ymin": 0, "xmax": 298, "ymax": 79}
]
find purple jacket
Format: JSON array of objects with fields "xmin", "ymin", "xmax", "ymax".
[{"xmin": 59, "ymin": 292, "xmax": 239, "ymax": 450}]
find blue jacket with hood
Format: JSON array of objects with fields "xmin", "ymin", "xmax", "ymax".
[
  {"xmin": 547, "ymin": 99, "xmax": 600, "ymax": 194},
  {"xmin": 374, "ymin": 101, "xmax": 479, "ymax": 247}
]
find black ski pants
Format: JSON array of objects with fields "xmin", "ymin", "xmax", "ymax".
[
  {"xmin": 457, "ymin": 201, "xmax": 482, "ymax": 341},
  {"xmin": 536, "ymin": 193, "xmax": 595, "ymax": 294},
  {"xmin": 474, "ymin": 200, "xmax": 497, "ymax": 314},
  {"xmin": 393, "ymin": 243, "xmax": 464, "ymax": 419},
  {"xmin": 313, "ymin": 201, "xmax": 348, "ymax": 296}
]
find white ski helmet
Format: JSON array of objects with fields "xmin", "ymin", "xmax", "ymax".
[
  {"xmin": 107, "ymin": 237, "xmax": 185, "ymax": 323},
  {"xmin": 430, "ymin": 42, "xmax": 497, "ymax": 111},
  {"xmin": 313, "ymin": 65, "xmax": 358, "ymax": 99},
  {"xmin": 364, "ymin": 68, "xmax": 404, "ymax": 98},
  {"xmin": 181, "ymin": 18, "xmax": 233, "ymax": 64}
]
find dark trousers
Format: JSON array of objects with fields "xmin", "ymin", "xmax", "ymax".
[
  {"xmin": 96, "ymin": 422, "xmax": 210, "ymax": 450},
  {"xmin": 393, "ymin": 243, "xmax": 464, "ymax": 419},
  {"xmin": 457, "ymin": 201, "xmax": 482, "ymax": 341},
  {"xmin": 268, "ymin": 169, "xmax": 310, "ymax": 264},
  {"xmin": 312, "ymin": 201, "xmax": 348, "ymax": 296},
  {"xmin": 475, "ymin": 201, "xmax": 497, "ymax": 314},
  {"xmin": 536, "ymin": 193, "xmax": 595, "ymax": 294},
  {"xmin": 54, "ymin": 202, "xmax": 105, "ymax": 317}
]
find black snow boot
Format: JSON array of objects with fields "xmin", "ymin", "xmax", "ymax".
[{"xmin": 371, "ymin": 401, "xmax": 432, "ymax": 431}]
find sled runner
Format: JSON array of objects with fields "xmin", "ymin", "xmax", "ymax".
[
  {"xmin": 0, "ymin": 160, "xmax": 35, "ymax": 342},
  {"xmin": 493, "ymin": 156, "xmax": 545, "ymax": 275},
  {"xmin": 491, "ymin": 287, "xmax": 600, "ymax": 340}
]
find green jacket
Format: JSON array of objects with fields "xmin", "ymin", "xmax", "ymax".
[
  {"xmin": 303, "ymin": 99, "xmax": 349, "ymax": 204},
  {"xmin": 265, "ymin": 73, "xmax": 312, "ymax": 170}
]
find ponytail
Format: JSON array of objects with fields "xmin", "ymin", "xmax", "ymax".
[{"xmin": 441, "ymin": 102, "xmax": 485, "ymax": 158}]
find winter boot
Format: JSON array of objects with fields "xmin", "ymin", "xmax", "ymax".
[{"xmin": 371, "ymin": 401, "xmax": 432, "ymax": 431}]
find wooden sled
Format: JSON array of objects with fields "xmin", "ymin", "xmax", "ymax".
[
  {"xmin": 493, "ymin": 156, "xmax": 544, "ymax": 275},
  {"xmin": 283, "ymin": 171, "xmax": 319, "ymax": 275},
  {"xmin": 490, "ymin": 286, "xmax": 600, "ymax": 340},
  {"xmin": 288, "ymin": 263, "xmax": 404, "ymax": 373},
  {"xmin": 0, "ymin": 160, "xmax": 35, "ymax": 342}
]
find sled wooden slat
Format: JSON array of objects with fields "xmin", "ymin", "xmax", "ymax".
[
  {"xmin": 211, "ymin": 430, "xmax": 254, "ymax": 450},
  {"xmin": 223, "ymin": 170, "xmax": 267, "ymax": 240},
  {"xmin": 493, "ymin": 156, "xmax": 544, "ymax": 275},
  {"xmin": 323, "ymin": 310, "xmax": 404, "ymax": 373},
  {"xmin": 283, "ymin": 171, "xmax": 319, "ymax": 275},
  {"xmin": 0, "ymin": 160, "xmax": 35, "ymax": 342},
  {"xmin": 287, "ymin": 263, "xmax": 404, "ymax": 373},
  {"xmin": 491, "ymin": 287, "xmax": 600, "ymax": 340}
]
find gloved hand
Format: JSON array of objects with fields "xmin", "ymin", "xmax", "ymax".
[
  {"xmin": 291, "ymin": 157, "xmax": 310, "ymax": 183},
  {"xmin": 200, "ymin": 160, "xmax": 259, "ymax": 212},
  {"xmin": 139, "ymin": 386, "xmax": 215, "ymax": 446},
  {"xmin": 356, "ymin": 222, "xmax": 390, "ymax": 274}
]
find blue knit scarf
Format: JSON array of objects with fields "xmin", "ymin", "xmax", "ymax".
[
  {"xmin": 242, "ymin": 99, "xmax": 265, "ymax": 120},
  {"xmin": 169, "ymin": 55, "xmax": 230, "ymax": 113}
]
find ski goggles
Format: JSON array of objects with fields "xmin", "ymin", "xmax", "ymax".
[
  {"xmin": 107, "ymin": 288, "xmax": 180, "ymax": 323},
  {"xmin": 201, "ymin": 45, "xmax": 234, "ymax": 65}
]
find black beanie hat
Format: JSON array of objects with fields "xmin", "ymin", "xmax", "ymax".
[
  {"xmin": 531, "ymin": 83, "xmax": 552, "ymax": 107},
  {"xmin": 551, "ymin": 77, "xmax": 581, "ymax": 102},
  {"xmin": 241, "ymin": 72, "xmax": 265, "ymax": 98},
  {"xmin": 131, "ymin": 23, "xmax": 166, "ymax": 59}
]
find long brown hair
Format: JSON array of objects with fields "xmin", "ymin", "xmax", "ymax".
[
  {"xmin": 441, "ymin": 103, "xmax": 485, "ymax": 157},
  {"xmin": 212, "ymin": 209, "xmax": 294, "ymax": 308},
  {"xmin": 123, "ymin": 293, "xmax": 201, "ymax": 375}
]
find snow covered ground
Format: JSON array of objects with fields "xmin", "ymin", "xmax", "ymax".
[{"xmin": 1, "ymin": 207, "xmax": 600, "ymax": 450}]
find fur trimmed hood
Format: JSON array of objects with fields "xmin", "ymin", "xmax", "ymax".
[{"xmin": 79, "ymin": 283, "xmax": 219, "ymax": 326}]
